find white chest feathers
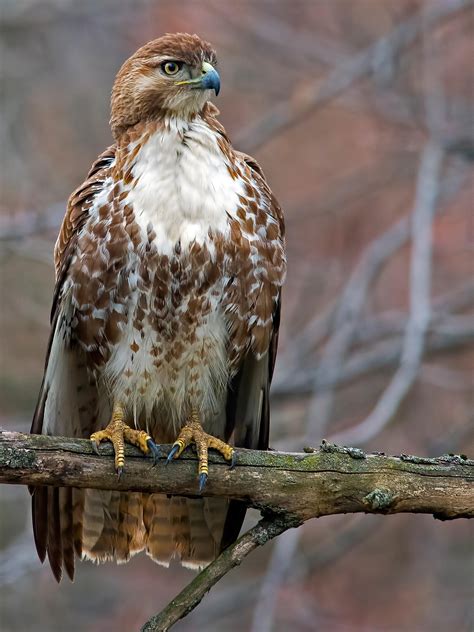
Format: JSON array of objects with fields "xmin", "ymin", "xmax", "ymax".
[{"xmin": 126, "ymin": 120, "xmax": 244, "ymax": 253}]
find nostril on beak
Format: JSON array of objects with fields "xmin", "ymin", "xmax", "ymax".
[{"xmin": 201, "ymin": 61, "xmax": 215, "ymax": 76}]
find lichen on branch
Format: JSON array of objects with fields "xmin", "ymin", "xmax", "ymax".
[{"xmin": 1, "ymin": 431, "xmax": 472, "ymax": 521}]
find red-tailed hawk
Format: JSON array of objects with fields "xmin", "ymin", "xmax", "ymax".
[{"xmin": 31, "ymin": 33, "xmax": 285, "ymax": 581}]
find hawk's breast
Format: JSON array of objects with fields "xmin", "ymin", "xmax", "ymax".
[
  {"xmin": 100, "ymin": 122, "xmax": 246, "ymax": 427},
  {"xmin": 68, "ymin": 119, "xmax": 284, "ymax": 433},
  {"xmin": 126, "ymin": 120, "xmax": 245, "ymax": 252}
]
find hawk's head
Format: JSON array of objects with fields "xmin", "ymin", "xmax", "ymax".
[{"xmin": 110, "ymin": 33, "xmax": 219, "ymax": 138}]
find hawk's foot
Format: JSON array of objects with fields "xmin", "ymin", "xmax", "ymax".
[
  {"xmin": 90, "ymin": 402, "xmax": 161, "ymax": 477},
  {"xmin": 167, "ymin": 409, "xmax": 235, "ymax": 491}
]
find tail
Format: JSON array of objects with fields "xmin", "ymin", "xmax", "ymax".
[
  {"xmin": 79, "ymin": 492, "xmax": 229, "ymax": 570},
  {"xmin": 143, "ymin": 495, "xmax": 229, "ymax": 569}
]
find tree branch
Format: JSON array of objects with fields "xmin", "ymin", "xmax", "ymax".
[
  {"xmin": 1, "ymin": 430, "xmax": 472, "ymax": 630},
  {"xmin": 192, "ymin": 516, "xmax": 378, "ymax": 627},
  {"xmin": 273, "ymin": 317, "xmax": 474, "ymax": 397},
  {"xmin": 1, "ymin": 431, "xmax": 472, "ymax": 522},
  {"xmin": 140, "ymin": 513, "xmax": 300, "ymax": 632}
]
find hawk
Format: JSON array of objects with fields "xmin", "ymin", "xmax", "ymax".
[{"xmin": 31, "ymin": 33, "xmax": 286, "ymax": 581}]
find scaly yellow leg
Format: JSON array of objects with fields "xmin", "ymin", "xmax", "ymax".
[
  {"xmin": 167, "ymin": 408, "xmax": 235, "ymax": 491},
  {"xmin": 90, "ymin": 402, "xmax": 161, "ymax": 477}
]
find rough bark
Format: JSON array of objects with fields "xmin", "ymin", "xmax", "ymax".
[{"xmin": 1, "ymin": 431, "xmax": 472, "ymax": 521}]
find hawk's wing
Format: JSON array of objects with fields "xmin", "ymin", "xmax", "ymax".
[
  {"xmin": 31, "ymin": 144, "xmax": 116, "ymax": 436},
  {"xmin": 221, "ymin": 151, "xmax": 284, "ymax": 549},
  {"xmin": 30, "ymin": 146, "xmax": 116, "ymax": 581},
  {"xmin": 54, "ymin": 145, "xmax": 117, "ymax": 281}
]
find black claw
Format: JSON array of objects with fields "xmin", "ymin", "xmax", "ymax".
[
  {"xmin": 116, "ymin": 466, "xmax": 123, "ymax": 479},
  {"xmin": 147, "ymin": 438, "xmax": 162, "ymax": 466},
  {"xmin": 166, "ymin": 444, "xmax": 180, "ymax": 464},
  {"xmin": 91, "ymin": 440, "xmax": 100, "ymax": 455},
  {"xmin": 229, "ymin": 450, "xmax": 236, "ymax": 470},
  {"xmin": 198, "ymin": 472, "xmax": 208, "ymax": 492}
]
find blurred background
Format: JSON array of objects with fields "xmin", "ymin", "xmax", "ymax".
[{"xmin": 1, "ymin": 0, "xmax": 473, "ymax": 630}]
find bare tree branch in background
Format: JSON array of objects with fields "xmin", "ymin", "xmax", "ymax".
[
  {"xmin": 354, "ymin": 282, "xmax": 474, "ymax": 344},
  {"xmin": 236, "ymin": 0, "xmax": 473, "ymax": 153},
  {"xmin": 273, "ymin": 315, "xmax": 474, "ymax": 403},
  {"xmin": 330, "ymin": 12, "xmax": 447, "ymax": 446},
  {"xmin": 331, "ymin": 140, "xmax": 443, "ymax": 445},
  {"xmin": 299, "ymin": 193, "xmax": 421, "ymax": 442},
  {"xmin": 212, "ymin": 1, "xmax": 348, "ymax": 67},
  {"xmin": 275, "ymin": 152, "xmax": 470, "ymax": 382},
  {"xmin": 270, "ymin": 162, "xmax": 471, "ymax": 453},
  {"xmin": 249, "ymin": 526, "xmax": 300, "ymax": 632}
]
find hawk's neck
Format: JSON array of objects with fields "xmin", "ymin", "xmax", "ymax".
[{"xmin": 114, "ymin": 114, "xmax": 244, "ymax": 254}]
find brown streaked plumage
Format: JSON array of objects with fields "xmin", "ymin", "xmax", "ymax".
[{"xmin": 31, "ymin": 32, "xmax": 285, "ymax": 581}]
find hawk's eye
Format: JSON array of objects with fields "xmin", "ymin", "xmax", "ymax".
[{"xmin": 161, "ymin": 61, "xmax": 182, "ymax": 76}]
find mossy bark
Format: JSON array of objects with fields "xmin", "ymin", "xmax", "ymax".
[{"xmin": 1, "ymin": 431, "xmax": 472, "ymax": 520}]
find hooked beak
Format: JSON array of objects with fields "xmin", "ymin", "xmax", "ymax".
[
  {"xmin": 176, "ymin": 61, "xmax": 221, "ymax": 96},
  {"xmin": 199, "ymin": 61, "xmax": 220, "ymax": 95}
]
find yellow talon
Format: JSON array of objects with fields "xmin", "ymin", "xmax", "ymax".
[
  {"xmin": 166, "ymin": 408, "xmax": 234, "ymax": 491},
  {"xmin": 90, "ymin": 402, "xmax": 161, "ymax": 474}
]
